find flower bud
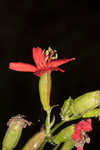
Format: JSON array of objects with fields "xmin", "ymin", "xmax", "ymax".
[
  {"xmin": 2, "ymin": 115, "xmax": 31, "ymax": 150},
  {"xmin": 39, "ymin": 72, "xmax": 51, "ymax": 111},
  {"xmin": 22, "ymin": 129, "xmax": 46, "ymax": 150},
  {"xmin": 70, "ymin": 91, "xmax": 100, "ymax": 115},
  {"xmin": 60, "ymin": 97, "xmax": 73, "ymax": 120},
  {"xmin": 51, "ymin": 125, "xmax": 75, "ymax": 145}
]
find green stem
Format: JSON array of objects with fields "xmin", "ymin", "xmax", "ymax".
[
  {"xmin": 45, "ymin": 109, "xmax": 51, "ymax": 136},
  {"xmin": 51, "ymin": 120, "xmax": 65, "ymax": 134},
  {"xmin": 51, "ymin": 115, "xmax": 80, "ymax": 135},
  {"xmin": 40, "ymin": 119, "xmax": 74, "ymax": 149},
  {"xmin": 53, "ymin": 144, "xmax": 60, "ymax": 150},
  {"xmin": 40, "ymin": 119, "xmax": 65, "ymax": 149}
]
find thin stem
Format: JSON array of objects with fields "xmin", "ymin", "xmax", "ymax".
[
  {"xmin": 51, "ymin": 115, "xmax": 80, "ymax": 135},
  {"xmin": 45, "ymin": 109, "xmax": 51, "ymax": 136},
  {"xmin": 52, "ymin": 144, "xmax": 60, "ymax": 150},
  {"xmin": 51, "ymin": 120, "xmax": 65, "ymax": 134}
]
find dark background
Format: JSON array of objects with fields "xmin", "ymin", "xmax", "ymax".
[{"xmin": 0, "ymin": 0, "xmax": 100, "ymax": 149}]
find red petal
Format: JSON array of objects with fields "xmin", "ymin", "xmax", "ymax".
[
  {"xmin": 32, "ymin": 47, "xmax": 47, "ymax": 69},
  {"xmin": 52, "ymin": 67, "xmax": 65, "ymax": 72},
  {"xmin": 9, "ymin": 62, "xmax": 37, "ymax": 72},
  {"xmin": 48, "ymin": 58, "xmax": 76, "ymax": 68},
  {"xmin": 77, "ymin": 147, "xmax": 84, "ymax": 150},
  {"xmin": 75, "ymin": 119, "xmax": 92, "ymax": 132}
]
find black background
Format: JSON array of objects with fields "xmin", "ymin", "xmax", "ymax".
[{"xmin": 0, "ymin": 0, "xmax": 100, "ymax": 149}]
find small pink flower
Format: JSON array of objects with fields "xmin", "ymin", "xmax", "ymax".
[
  {"xmin": 72, "ymin": 119, "xmax": 92, "ymax": 141},
  {"xmin": 72, "ymin": 119, "xmax": 92, "ymax": 150},
  {"xmin": 9, "ymin": 47, "xmax": 75, "ymax": 77}
]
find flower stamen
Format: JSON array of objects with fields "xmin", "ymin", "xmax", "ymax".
[{"xmin": 44, "ymin": 47, "xmax": 58, "ymax": 62}]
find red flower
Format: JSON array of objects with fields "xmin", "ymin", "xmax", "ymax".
[
  {"xmin": 9, "ymin": 47, "xmax": 75, "ymax": 77},
  {"xmin": 72, "ymin": 119, "xmax": 92, "ymax": 150}
]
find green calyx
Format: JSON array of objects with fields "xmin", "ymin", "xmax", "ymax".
[
  {"xmin": 39, "ymin": 72, "xmax": 51, "ymax": 111},
  {"xmin": 60, "ymin": 91, "xmax": 100, "ymax": 122},
  {"xmin": 60, "ymin": 97, "xmax": 73, "ymax": 120},
  {"xmin": 2, "ymin": 122, "xmax": 23, "ymax": 150},
  {"xmin": 60, "ymin": 140, "xmax": 74, "ymax": 150},
  {"xmin": 51, "ymin": 125, "xmax": 75, "ymax": 145},
  {"xmin": 70, "ymin": 91, "xmax": 100, "ymax": 115},
  {"xmin": 2, "ymin": 115, "xmax": 31, "ymax": 150}
]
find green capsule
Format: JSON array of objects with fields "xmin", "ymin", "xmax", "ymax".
[
  {"xmin": 2, "ymin": 115, "xmax": 31, "ymax": 150},
  {"xmin": 51, "ymin": 125, "xmax": 75, "ymax": 145},
  {"xmin": 60, "ymin": 97, "xmax": 73, "ymax": 120},
  {"xmin": 60, "ymin": 140, "xmax": 74, "ymax": 150},
  {"xmin": 70, "ymin": 91, "xmax": 100, "ymax": 116},
  {"xmin": 39, "ymin": 72, "xmax": 51, "ymax": 111}
]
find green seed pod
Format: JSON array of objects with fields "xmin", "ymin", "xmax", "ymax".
[
  {"xmin": 22, "ymin": 129, "xmax": 46, "ymax": 150},
  {"xmin": 60, "ymin": 140, "xmax": 74, "ymax": 150},
  {"xmin": 51, "ymin": 125, "xmax": 75, "ymax": 145},
  {"xmin": 60, "ymin": 97, "xmax": 73, "ymax": 120},
  {"xmin": 2, "ymin": 115, "xmax": 31, "ymax": 150},
  {"xmin": 70, "ymin": 91, "xmax": 100, "ymax": 116},
  {"xmin": 39, "ymin": 72, "xmax": 51, "ymax": 111}
]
